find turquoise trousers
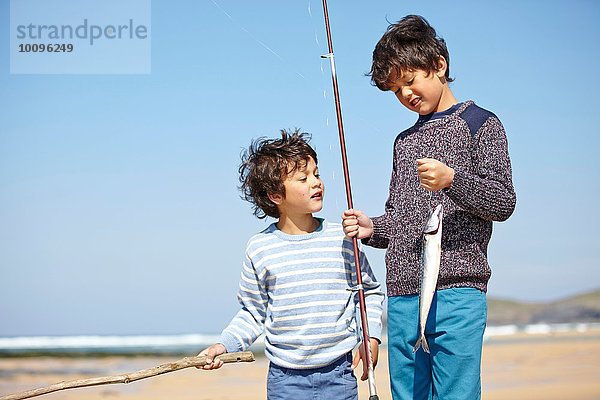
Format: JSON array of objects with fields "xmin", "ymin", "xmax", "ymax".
[{"xmin": 388, "ymin": 287, "xmax": 487, "ymax": 400}]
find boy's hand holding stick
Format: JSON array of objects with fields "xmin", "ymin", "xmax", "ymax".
[{"xmin": 197, "ymin": 343, "xmax": 228, "ymax": 370}]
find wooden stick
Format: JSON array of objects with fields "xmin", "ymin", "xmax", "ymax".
[{"xmin": 0, "ymin": 351, "xmax": 255, "ymax": 400}]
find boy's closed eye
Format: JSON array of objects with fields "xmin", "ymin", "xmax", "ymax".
[{"xmin": 393, "ymin": 80, "xmax": 413, "ymax": 94}]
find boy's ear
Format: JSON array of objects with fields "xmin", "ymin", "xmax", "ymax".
[
  {"xmin": 435, "ymin": 56, "xmax": 448, "ymax": 79},
  {"xmin": 268, "ymin": 193, "xmax": 283, "ymax": 205}
]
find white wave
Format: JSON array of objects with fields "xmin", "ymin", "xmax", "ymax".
[
  {"xmin": 0, "ymin": 334, "xmax": 221, "ymax": 350},
  {"xmin": 484, "ymin": 322, "xmax": 600, "ymax": 339},
  {"xmin": 485, "ymin": 325, "xmax": 519, "ymax": 337}
]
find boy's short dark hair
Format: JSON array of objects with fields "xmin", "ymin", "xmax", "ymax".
[
  {"xmin": 369, "ymin": 15, "xmax": 454, "ymax": 91},
  {"xmin": 239, "ymin": 128, "xmax": 318, "ymax": 219}
]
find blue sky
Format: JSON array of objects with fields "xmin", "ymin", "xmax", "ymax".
[{"xmin": 1, "ymin": 0, "xmax": 599, "ymax": 336}]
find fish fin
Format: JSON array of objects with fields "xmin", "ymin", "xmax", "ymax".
[
  {"xmin": 421, "ymin": 337, "xmax": 430, "ymax": 353},
  {"xmin": 413, "ymin": 335, "xmax": 431, "ymax": 354}
]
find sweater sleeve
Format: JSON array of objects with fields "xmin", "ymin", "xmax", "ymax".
[
  {"xmin": 355, "ymin": 244, "xmax": 385, "ymax": 341},
  {"xmin": 444, "ymin": 116, "xmax": 516, "ymax": 221},
  {"xmin": 219, "ymin": 252, "xmax": 267, "ymax": 352}
]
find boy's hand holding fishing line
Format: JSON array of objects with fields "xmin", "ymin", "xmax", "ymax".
[
  {"xmin": 343, "ymin": 158, "xmax": 453, "ymax": 238},
  {"xmin": 416, "ymin": 158, "xmax": 454, "ymax": 192}
]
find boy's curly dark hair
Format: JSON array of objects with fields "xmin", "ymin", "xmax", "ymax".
[
  {"xmin": 369, "ymin": 15, "xmax": 454, "ymax": 91},
  {"xmin": 239, "ymin": 128, "xmax": 318, "ymax": 219}
]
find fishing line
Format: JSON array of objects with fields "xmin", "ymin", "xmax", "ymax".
[
  {"xmin": 307, "ymin": 1, "xmax": 321, "ymax": 47},
  {"xmin": 209, "ymin": 0, "xmax": 347, "ymax": 215},
  {"xmin": 208, "ymin": 0, "xmax": 333, "ymax": 133},
  {"xmin": 208, "ymin": 0, "xmax": 309, "ymax": 81},
  {"xmin": 319, "ymin": 0, "xmax": 379, "ymax": 397},
  {"xmin": 308, "ymin": 0, "xmax": 347, "ymax": 216}
]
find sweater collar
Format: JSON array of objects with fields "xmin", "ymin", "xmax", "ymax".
[
  {"xmin": 417, "ymin": 102, "xmax": 464, "ymax": 125},
  {"xmin": 269, "ymin": 217, "xmax": 327, "ymax": 241}
]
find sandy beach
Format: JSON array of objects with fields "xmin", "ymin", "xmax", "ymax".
[{"xmin": 1, "ymin": 331, "xmax": 599, "ymax": 400}]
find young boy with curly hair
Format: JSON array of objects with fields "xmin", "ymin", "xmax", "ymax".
[
  {"xmin": 342, "ymin": 15, "xmax": 516, "ymax": 400},
  {"xmin": 199, "ymin": 129, "xmax": 384, "ymax": 400}
]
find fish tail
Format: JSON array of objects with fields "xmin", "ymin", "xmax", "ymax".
[{"xmin": 413, "ymin": 334, "xmax": 431, "ymax": 354}]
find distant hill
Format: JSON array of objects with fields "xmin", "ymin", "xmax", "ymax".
[{"xmin": 487, "ymin": 288, "xmax": 600, "ymax": 325}]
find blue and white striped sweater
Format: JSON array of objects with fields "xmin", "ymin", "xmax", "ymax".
[{"xmin": 219, "ymin": 218, "xmax": 384, "ymax": 369}]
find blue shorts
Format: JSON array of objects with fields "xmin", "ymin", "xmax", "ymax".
[
  {"xmin": 388, "ymin": 287, "xmax": 487, "ymax": 400},
  {"xmin": 266, "ymin": 352, "xmax": 358, "ymax": 400}
]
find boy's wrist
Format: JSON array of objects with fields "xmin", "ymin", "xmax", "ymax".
[
  {"xmin": 444, "ymin": 168, "xmax": 466, "ymax": 196},
  {"xmin": 445, "ymin": 166, "xmax": 455, "ymax": 189},
  {"xmin": 214, "ymin": 343, "xmax": 227, "ymax": 353}
]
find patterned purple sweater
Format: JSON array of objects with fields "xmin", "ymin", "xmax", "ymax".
[{"xmin": 366, "ymin": 101, "xmax": 516, "ymax": 296}]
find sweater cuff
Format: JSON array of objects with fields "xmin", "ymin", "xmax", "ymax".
[
  {"xmin": 219, "ymin": 331, "xmax": 244, "ymax": 353},
  {"xmin": 362, "ymin": 216, "xmax": 388, "ymax": 249},
  {"xmin": 368, "ymin": 323, "xmax": 383, "ymax": 343},
  {"xmin": 444, "ymin": 169, "xmax": 471, "ymax": 200}
]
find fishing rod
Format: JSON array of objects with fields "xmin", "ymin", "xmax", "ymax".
[{"xmin": 319, "ymin": 1, "xmax": 379, "ymax": 399}]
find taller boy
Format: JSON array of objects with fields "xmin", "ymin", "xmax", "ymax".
[{"xmin": 342, "ymin": 15, "xmax": 516, "ymax": 400}]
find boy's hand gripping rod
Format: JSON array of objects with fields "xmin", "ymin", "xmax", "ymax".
[{"xmin": 320, "ymin": 1, "xmax": 379, "ymax": 399}]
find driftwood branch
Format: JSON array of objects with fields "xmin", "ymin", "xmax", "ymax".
[{"xmin": 0, "ymin": 351, "xmax": 255, "ymax": 400}]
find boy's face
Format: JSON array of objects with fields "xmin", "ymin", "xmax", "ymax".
[
  {"xmin": 386, "ymin": 58, "xmax": 453, "ymax": 115},
  {"xmin": 271, "ymin": 156, "xmax": 324, "ymax": 218}
]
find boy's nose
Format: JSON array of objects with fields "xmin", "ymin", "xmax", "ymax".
[
  {"xmin": 400, "ymin": 86, "xmax": 412, "ymax": 98},
  {"xmin": 395, "ymin": 87, "xmax": 411, "ymax": 102}
]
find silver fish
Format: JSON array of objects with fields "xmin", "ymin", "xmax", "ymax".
[{"xmin": 413, "ymin": 203, "xmax": 443, "ymax": 353}]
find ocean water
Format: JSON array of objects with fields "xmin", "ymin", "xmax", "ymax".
[
  {"xmin": 0, "ymin": 333, "xmax": 259, "ymax": 356},
  {"xmin": 1, "ymin": 323, "xmax": 598, "ymax": 356},
  {"xmin": 483, "ymin": 322, "xmax": 600, "ymax": 341}
]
